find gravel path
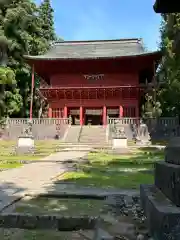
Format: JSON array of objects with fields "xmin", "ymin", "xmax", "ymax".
[{"xmin": 0, "ymin": 148, "xmax": 90, "ymax": 211}]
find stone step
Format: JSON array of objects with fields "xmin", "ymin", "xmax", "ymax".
[
  {"xmin": 80, "ymin": 228, "xmax": 114, "ymax": 240},
  {"xmin": 60, "ymin": 142, "xmax": 109, "ymax": 145},
  {"xmin": 79, "ymin": 138, "xmax": 106, "ymax": 141},
  {"xmin": 80, "ymin": 134, "xmax": 106, "ymax": 136},
  {"xmin": 79, "ymin": 140, "xmax": 106, "ymax": 143},
  {"xmin": 79, "ymin": 137, "xmax": 106, "ymax": 138},
  {"xmin": 64, "ymin": 126, "xmax": 81, "ymax": 143},
  {"xmin": 84, "ymin": 138, "xmax": 105, "ymax": 140},
  {"xmin": 155, "ymin": 161, "xmax": 180, "ymax": 207},
  {"xmin": 80, "ymin": 134, "xmax": 106, "ymax": 137},
  {"xmin": 79, "ymin": 126, "xmax": 106, "ymax": 143},
  {"xmin": 59, "ymin": 144, "xmax": 111, "ymax": 149},
  {"xmin": 140, "ymin": 184, "xmax": 180, "ymax": 240}
]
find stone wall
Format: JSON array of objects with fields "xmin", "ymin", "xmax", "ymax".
[
  {"xmin": 1, "ymin": 118, "xmax": 69, "ymax": 140},
  {"xmin": 1, "ymin": 117, "xmax": 179, "ymax": 141},
  {"xmin": 108, "ymin": 117, "xmax": 180, "ymax": 141}
]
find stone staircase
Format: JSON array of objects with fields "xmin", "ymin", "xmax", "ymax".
[
  {"xmin": 64, "ymin": 125, "xmax": 81, "ymax": 143},
  {"xmin": 79, "ymin": 125, "xmax": 107, "ymax": 144}
]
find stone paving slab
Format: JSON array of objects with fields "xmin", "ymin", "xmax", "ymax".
[
  {"xmin": 28, "ymin": 183, "xmax": 139, "ymax": 199},
  {"xmin": 62, "ymin": 146, "xmax": 93, "ymax": 151},
  {"xmin": 0, "ymin": 193, "xmax": 24, "ymax": 212}
]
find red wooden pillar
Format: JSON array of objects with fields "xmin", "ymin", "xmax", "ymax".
[
  {"xmin": 30, "ymin": 64, "xmax": 34, "ymax": 119},
  {"xmin": 80, "ymin": 106, "xmax": 83, "ymax": 126},
  {"xmin": 48, "ymin": 108, "xmax": 52, "ymax": 118},
  {"xmin": 103, "ymin": 106, "xmax": 107, "ymax": 126},
  {"xmin": 119, "ymin": 106, "xmax": 123, "ymax": 118},
  {"xmin": 63, "ymin": 106, "xmax": 68, "ymax": 118}
]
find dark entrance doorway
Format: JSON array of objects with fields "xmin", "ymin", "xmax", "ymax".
[
  {"xmin": 107, "ymin": 108, "xmax": 119, "ymax": 119},
  {"xmin": 85, "ymin": 115, "xmax": 102, "ymax": 125},
  {"xmin": 69, "ymin": 108, "xmax": 80, "ymax": 125},
  {"xmin": 85, "ymin": 108, "xmax": 102, "ymax": 125}
]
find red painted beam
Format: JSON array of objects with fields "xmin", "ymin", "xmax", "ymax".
[{"xmin": 40, "ymin": 85, "xmax": 144, "ymax": 90}]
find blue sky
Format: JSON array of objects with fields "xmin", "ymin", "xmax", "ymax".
[{"xmin": 36, "ymin": 0, "xmax": 161, "ymax": 51}]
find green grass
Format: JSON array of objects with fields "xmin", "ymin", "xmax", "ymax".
[
  {"xmin": 13, "ymin": 196, "xmax": 103, "ymax": 216},
  {"xmin": 60, "ymin": 171, "xmax": 154, "ymax": 189},
  {"xmin": 58, "ymin": 148, "xmax": 164, "ymax": 189},
  {"xmin": 0, "ymin": 163, "xmax": 22, "ymax": 169},
  {"xmin": 0, "ymin": 140, "xmax": 63, "ymax": 169}
]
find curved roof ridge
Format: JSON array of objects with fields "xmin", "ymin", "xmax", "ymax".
[{"xmin": 52, "ymin": 38, "xmax": 143, "ymax": 46}]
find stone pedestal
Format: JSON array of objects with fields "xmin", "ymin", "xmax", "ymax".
[
  {"xmin": 16, "ymin": 135, "xmax": 35, "ymax": 154},
  {"xmin": 112, "ymin": 137, "xmax": 128, "ymax": 154},
  {"xmin": 140, "ymin": 137, "xmax": 180, "ymax": 240},
  {"xmin": 135, "ymin": 139, "xmax": 151, "ymax": 146},
  {"xmin": 112, "ymin": 137, "xmax": 127, "ymax": 149}
]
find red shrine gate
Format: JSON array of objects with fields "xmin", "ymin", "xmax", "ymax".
[{"xmin": 25, "ymin": 39, "xmax": 162, "ymax": 125}]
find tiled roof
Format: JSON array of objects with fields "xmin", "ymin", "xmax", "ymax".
[{"xmin": 24, "ymin": 39, "xmax": 159, "ymax": 60}]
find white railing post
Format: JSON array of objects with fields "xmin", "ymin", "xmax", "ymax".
[{"xmin": 106, "ymin": 116, "xmax": 109, "ymax": 143}]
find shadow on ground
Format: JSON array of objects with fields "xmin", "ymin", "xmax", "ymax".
[{"xmin": 0, "ymin": 147, "xmax": 162, "ymax": 239}]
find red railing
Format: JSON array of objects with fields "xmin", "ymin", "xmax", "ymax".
[{"xmin": 40, "ymin": 86, "xmax": 144, "ymax": 100}]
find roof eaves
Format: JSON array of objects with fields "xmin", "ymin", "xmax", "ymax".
[{"xmin": 24, "ymin": 51, "xmax": 162, "ymax": 61}]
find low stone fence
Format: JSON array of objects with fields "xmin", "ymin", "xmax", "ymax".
[
  {"xmin": 108, "ymin": 117, "xmax": 180, "ymax": 141},
  {"xmin": 1, "ymin": 118, "xmax": 70, "ymax": 140}
]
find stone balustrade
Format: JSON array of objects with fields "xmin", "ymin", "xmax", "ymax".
[
  {"xmin": 1, "ymin": 118, "xmax": 69, "ymax": 140},
  {"xmin": 108, "ymin": 117, "xmax": 180, "ymax": 141}
]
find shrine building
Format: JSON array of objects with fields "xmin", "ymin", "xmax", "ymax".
[{"xmin": 25, "ymin": 39, "xmax": 161, "ymax": 126}]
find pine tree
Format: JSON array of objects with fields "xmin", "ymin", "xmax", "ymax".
[
  {"xmin": 39, "ymin": 0, "xmax": 57, "ymax": 42},
  {"xmin": 34, "ymin": 0, "xmax": 58, "ymax": 118}
]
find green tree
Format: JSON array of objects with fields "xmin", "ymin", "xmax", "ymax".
[
  {"xmin": 142, "ymin": 92, "xmax": 162, "ymax": 119},
  {"xmin": 0, "ymin": 33, "xmax": 22, "ymax": 119},
  {"xmin": 0, "ymin": 0, "xmax": 50, "ymax": 118},
  {"xmin": 0, "ymin": 66, "xmax": 19, "ymax": 119},
  {"xmin": 158, "ymin": 13, "xmax": 180, "ymax": 116},
  {"xmin": 39, "ymin": 0, "xmax": 57, "ymax": 42}
]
